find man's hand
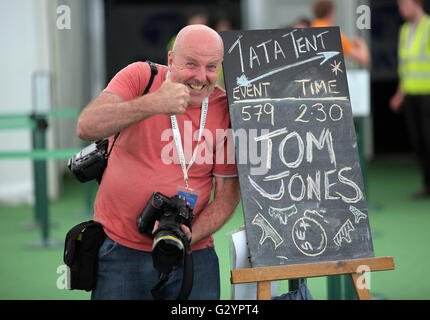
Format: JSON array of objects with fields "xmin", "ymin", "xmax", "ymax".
[
  {"xmin": 389, "ymin": 87, "xmax": 404, "ymax": 113},
  {"xmin": 181, "ymin": 225, "xmax": 192, "ymax": 243},
  {"xmin": 153, "ymin": 75, "xmax": 190, "ymax": 115}
]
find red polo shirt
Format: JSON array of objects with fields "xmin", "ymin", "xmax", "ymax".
[{"xmin": 93, "ymin": 62, "xmax": 237, "ymax": 251}]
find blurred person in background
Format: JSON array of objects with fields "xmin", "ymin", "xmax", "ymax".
[
  {"xmin": 390, "ymin": 0, "xmax": 430, "ymax": 199},
  {"xmin": 214, "ymin": 16, "xmax": 233, "ymax": 32},
  {"xmin": 311, "ymin": 0, "xmax": 370, "ymax": 66},
  {"xmin": 293, "ymin": 17, "xmax": 311, "ymax": 28}
]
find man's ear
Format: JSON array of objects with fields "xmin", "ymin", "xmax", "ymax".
[{"xmin": 167, "ymin": 51, "xmax": 174, "ymax": 69}]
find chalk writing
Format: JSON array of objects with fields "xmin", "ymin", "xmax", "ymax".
[
  {"xmin": 295, "ymin": 103, "xmax": 343, "ymax": 123},
  {"xmin": 295, "ymin": 79, "xmax": 340, "ymax": 96},
  {"xmin": 241, "ymin": 103, "xmax": 274, "ymax": 126},
  {"xmin": 228, "ymin": 30, "xmax": 332, "ymax": 77},
  {"xmin": 248, "ymin": 175, "xmax": 285, "ymax": 201},
  {"xmin": 233, "ymin": 82, "xmax": 271, "ymax": 100}
]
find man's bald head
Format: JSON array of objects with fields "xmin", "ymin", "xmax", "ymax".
[{"xmin": 172, "ymin": 24, "xmax": 224, "ymax": 57}]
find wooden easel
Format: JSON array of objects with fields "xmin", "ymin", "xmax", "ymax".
[{"xmin": 231, "ymin": 256, "xmax": 394, "ymax": 300}]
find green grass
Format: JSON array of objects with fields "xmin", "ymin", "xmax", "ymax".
[
  {"xmin": 361, "ymin": 157, "xmax": 430, "ymax": 299},
  {"xmin": 0, "ymin": 177, "xmax": 92, "ymax": 300},
  {"xmin": 1, "ymin": 156, "xmax": 429, "ymax": 299}
]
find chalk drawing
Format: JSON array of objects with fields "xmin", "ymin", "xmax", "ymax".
[
  {"xmin": 349, "ymin": 205, "xmax": 367, "ymax": 224},
  {"xmin": 252, "ymin": 213, "xmax": 284, "ymax": 249},
  {"xmin": 333, "ymin": 219, "xmax": 355, "ymax": 247},
  {"xmin": 268, "ymin": 204, "xmax": 298, "ymax": 225},
  {"xmin": 292, "ymin": 216, "xmax": 327, "ymax": 257}
]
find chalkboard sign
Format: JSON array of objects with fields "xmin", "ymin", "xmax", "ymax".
[{"xmin": 220, "ymin": 27, "xmax": 374, "ymax": 268}]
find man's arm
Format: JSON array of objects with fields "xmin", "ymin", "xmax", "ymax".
[
  {"xmin": 348, "ymin": 38, "xmax": 370, "ymax": 67},
  {"xmin": 77, "ymin": 77, "xmax": 190, "ymax": 141},
  {"xmin": 188, "ymin": 176, "xmax": 241, "ymax": 246}
]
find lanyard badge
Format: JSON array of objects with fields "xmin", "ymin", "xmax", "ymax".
[{"xmin": 177, "ymin": 185, "xmax": 201, "ymax": 209}]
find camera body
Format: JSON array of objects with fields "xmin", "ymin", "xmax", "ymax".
[
  {"xmin": 137, "ymin": 192, "xmax": 194, "ymax": 273},
  {"xmin": 67, "ymin": 139, "xmax": 109, "ymax": 183},
  {"xmin": 137, "ymin": 192, "xmax": 194, "ymax": 237}
]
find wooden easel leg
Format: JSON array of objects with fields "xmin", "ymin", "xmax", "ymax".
[
  {"xmin": 350, "ymin": 273, "xmax": 372, "ymax": 300},
  {"xmin": 257, "ymin": 281, "xmax": 271, "ymax": 300}
]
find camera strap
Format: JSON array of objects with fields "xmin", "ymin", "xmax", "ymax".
[
  {"xmin": 151, "ymin": 272, "xmax": 170, "ymax": 300},
  {"xmin": 176, "ymin": 243, "xmax": 194, "ymax": 300}
]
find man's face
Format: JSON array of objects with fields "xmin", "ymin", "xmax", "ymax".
[
  {"xmin": 398, "ymin": 0, "xmax": 420, "ymax": 21},
  {"xmin": 168, "ymin": 32, "xmax": 223, "ymax": 106}
]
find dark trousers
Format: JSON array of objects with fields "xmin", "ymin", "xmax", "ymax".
[
  {"xmin": 403, "ymin": 94, "xmax": 430, "ymax": 191},
  {"xmin": 91, "ymin": 236, "xmax": 220, "ymax": 300}
]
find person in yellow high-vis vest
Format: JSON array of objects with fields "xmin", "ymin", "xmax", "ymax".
[{"xmin": 390, "ymin": 0, "xmax": 430, "ymax": 198}]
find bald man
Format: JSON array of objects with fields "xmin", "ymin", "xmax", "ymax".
[{"xmin": 77, "ymin": 25, "xmax": 240, "ymax": 300}]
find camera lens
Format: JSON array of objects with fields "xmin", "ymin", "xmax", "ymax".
[{"xmin": 152, "ymin": 232, "xmax": 184, "ymax": 272}]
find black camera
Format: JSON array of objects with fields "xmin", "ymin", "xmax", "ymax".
[
  {"xmin": 137, "ymin": 192, "xmax": 194, "ymax": 272},
  {"xmin": 67, "ymin": 139, "xmax": 109, "ymax": 183}
]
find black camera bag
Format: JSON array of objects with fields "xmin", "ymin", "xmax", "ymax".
[
  {"xmin": 63, "ymin": 220, "xmax": 106, "ymax": 291},
  {"xmin": 68, "ymin": 60, "xmax": 158, "ymax": 184}
]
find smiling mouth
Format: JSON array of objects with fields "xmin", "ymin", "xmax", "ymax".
[{"xmin": 188, "ymin": 83, "xmax": 205, "ymax": 91}]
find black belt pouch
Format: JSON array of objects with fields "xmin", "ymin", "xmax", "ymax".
[{"xmin": 63, "ymin": 220, "xmax": 106, "ymax": 291}]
